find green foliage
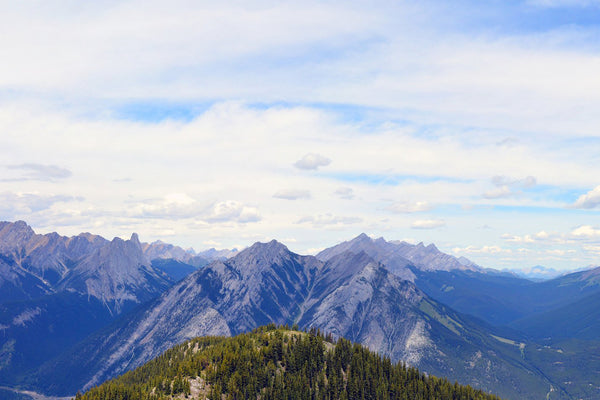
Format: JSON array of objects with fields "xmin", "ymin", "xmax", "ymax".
[{"xmin": 75, "ymin": 324, "xmax": 502, "ymax": 400}]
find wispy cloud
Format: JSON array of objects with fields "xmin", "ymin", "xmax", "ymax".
[
  {"xmin": 526, "ymin": 0, "xmax": 600, "ymax": 8},
  {"xmin": 452, "ymin": 245, "xmax": 508, "ymax": 254},
  {"xmin": 0, "ymin": 192, "xmax": 82, "ymax": 215},
  {"xmin": 273, "ymin": 189, "xmax": 311, "ymax": 200},
  {"xmin": 294, "ymin": 153, "xmax": 331, "ymax": 170},
  {"xmin": 411, "ymin": 219, "xmax": 446, "ymax": 229},
  {"xmin": 333, "ymin": 187, "xmax": 355, "ymax": 200},
  {"xmin": 483, "ymin": 175, "xmax": 537, "ymax": 199},
  {"xmin": 387, "ymin": 201, "xmax": 433, "ymax": 213},
  {"xmin": 297, "ymin": 214, "xmax": 361, "ymax": 228},
  {"xmin": 4, "ymin": 164, "xmax": 72, "ymax": 182}
]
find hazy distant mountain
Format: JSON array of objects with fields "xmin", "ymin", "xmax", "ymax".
[
  {"xmin": 317, "ymin": 233, "xmax": 480, "ymax": 281},
  {"xmin": 508, "ymin": 265, "xmax": 562, "ymax": 281},
  {"xmin": 142, "ymin": 240, "xmax": 209, "ymax": 267},
  {"xmin": 197, "ymin": 247, "xmax": 239, "ymax": 260},
  {"xmin": 39, "ymin": 241, "xmax": 555, "ymax": 400}
]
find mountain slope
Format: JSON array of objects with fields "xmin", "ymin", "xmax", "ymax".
[
  {"xmin": 76, "ymin": 326, "xmax": 502, "ymax": 400},
  {"xmin": 512, "ymin": 290, "xmax": 600, "ymax": 341},
  {"xmin": 412, "ymin": 266, "xmax": 600, "ymax": 327},
  {"xmin": 0, "ymin": 292, "xmax": 114, "ymax": 386}
]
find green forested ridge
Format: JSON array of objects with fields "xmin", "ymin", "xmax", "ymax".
[{"xmin": 74, "ymin": 324, "xmax": 502, "ymax": 400}]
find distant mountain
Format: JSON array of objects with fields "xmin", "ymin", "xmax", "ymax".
[
  {"xmin": 317, "ymin": 233, "xmax": 480, "ymax": 281},
  {"xmin": 76, "ymin": 326, "xmax": 502, "ymax": 400},
  {"xmin": 39, "ymin": 240, "xmax": 557, "ymax": 400},
  {"xmin": 142, "ymin": 240, "xmax": 209, "ymax": 267},
  {"xmin": 197, "ymin": 247, "xmax": 239, "ymax": 260}
]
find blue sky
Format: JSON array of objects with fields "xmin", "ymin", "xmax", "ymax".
[{"xmin": 0, "ymin": 0, "xmax": 599, "ymax": 271}]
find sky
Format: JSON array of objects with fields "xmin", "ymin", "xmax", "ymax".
[{"xmin": 1, "ymin": 0, "xmax": 600, "ymax": 271}]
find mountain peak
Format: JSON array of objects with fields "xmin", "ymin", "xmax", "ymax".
[
  {"xmin": 353, "ymin": 233, "xmax": 372, "ymax": 242},
  {"xmin": 130, "ymin": 233, "xmax": 140, "ymax": 245},
  {"xmin": 245, "ymin": 239, "xmax": 289, "ymax": 255},
  {"xmin": 0, "ymin": 220, "xmax": 36, "ymax": 242},
  {"xmin": 426, "ymin": 243, "xmax": 438, "ymax": 252}
]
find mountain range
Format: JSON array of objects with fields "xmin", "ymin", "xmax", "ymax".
[{"xmin": 1, "ymin": 221, "xmax": 599, "ymax": 400}]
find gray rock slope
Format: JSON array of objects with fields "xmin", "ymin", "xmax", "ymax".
[
  {"xmin": 58, "ymin": 233, "xmax": 172, "ymax": 313},
  {"xmin": 0, "ymin": 221, "xmax": 108, "ymax": 302},
  {"xmin": 42, "ymin": 240, "xmax": 554, "ymax": 400}
]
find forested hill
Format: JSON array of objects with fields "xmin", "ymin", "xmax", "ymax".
[{"xmin": 75, "ymin": 325, "xmax": 502, "ymax": 400}]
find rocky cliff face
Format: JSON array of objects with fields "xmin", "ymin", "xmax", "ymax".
[
  {"xmin": 0, "ymin": 221, "xmax": 172, "ymax": 311},
  {"xmin": 0, "ymin": 221, "xmax": 108, "ymax": 300}
]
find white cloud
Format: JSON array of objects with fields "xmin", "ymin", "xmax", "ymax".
[
  {"xmin": 293, "ymin": 153, "xmax": 331, "ymax": 170},
  {"xmin": 128, "ymin": 193, "xmax": 203, "ymax": 219},
  {"xmin": 501, "ymin": 231, "xmax": 559, "ymax": 244},
  {"xmin": 387, "ymin": 201, "xmax": 433, "ymax": 213},
  {"xmin": 205, "ymin": 201, "xmax": 261, "ymax": 224},
  {"xmin": 570, "ymin": 225, "xmax": 600, "ymax": 239},
  {"xmin": 273, "ymin": 189, "xmax": 311, "ymax": 200},
  {"xmin": 410, "ymin": 219, "xmax": 446, "ymax": 229},
  {"xmin": 571, "ymin": 186, "xmax": 600, "ymax": 209}
]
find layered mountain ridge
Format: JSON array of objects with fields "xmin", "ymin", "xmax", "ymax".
[
  {"xmin": 317, "ymin": 233, "xmax": 480, "ymax": 281},
  {"xmin": 1, "ymin": 222, "xmax": 599, "ymax": 400}
]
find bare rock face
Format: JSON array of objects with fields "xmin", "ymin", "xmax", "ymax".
[{"xmin": 58, "ymin": 234, "xmax": 172, "ymax": 313}]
